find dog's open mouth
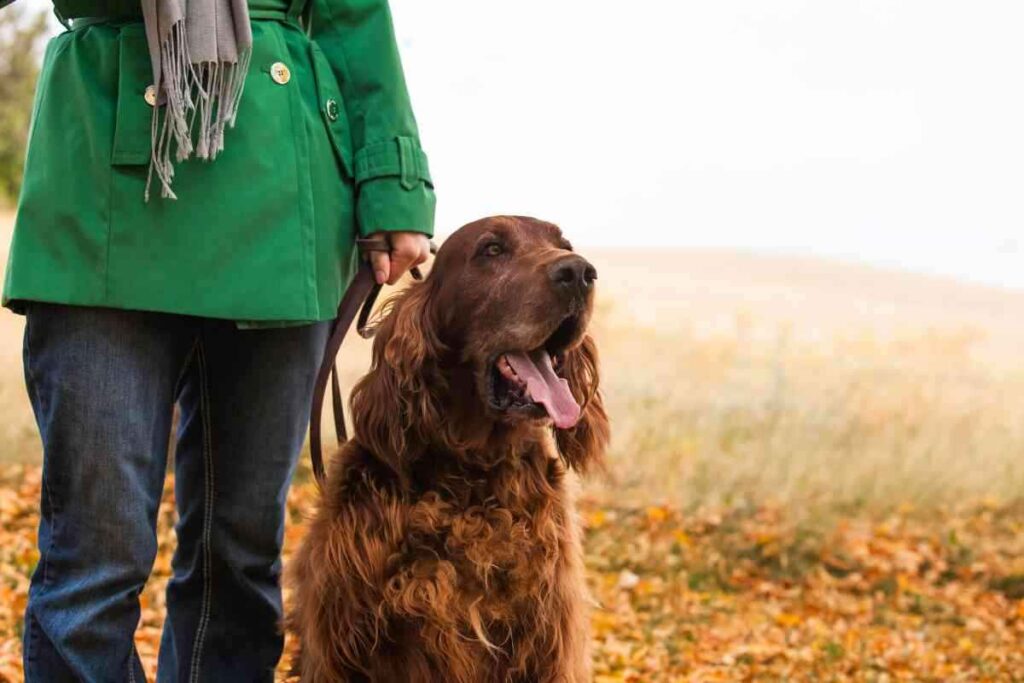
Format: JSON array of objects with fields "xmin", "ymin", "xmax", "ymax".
[{"xmin": 488, "ymin": 316, "xmax": 582, "ymax": 429}]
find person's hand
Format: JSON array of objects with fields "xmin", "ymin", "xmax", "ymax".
[{"xmin": 366, "ymin": 231, "xmax": 431, "ymax": 285}]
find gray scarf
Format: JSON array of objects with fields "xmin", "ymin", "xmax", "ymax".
[{"xmin": 141, "ymin": 0, "xmax": 253, "ymax": 200}]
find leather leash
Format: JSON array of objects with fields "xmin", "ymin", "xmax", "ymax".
[{"xmin": 308, "ymin": 237, "xmax": 435, "ymax": 486}]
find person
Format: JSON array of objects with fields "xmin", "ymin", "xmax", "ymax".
[{"xmin": 0, "ymin": 0, "xmax": 435, "ymax": 679}]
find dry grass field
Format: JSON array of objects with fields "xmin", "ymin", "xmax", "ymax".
[
  {"xmin": 587, "ymin": 248, "xmax": 1024, "ymax": 510},
  {"xmin": 2, "ymin": 210, "xmax": 1024, "ymax": 680}
]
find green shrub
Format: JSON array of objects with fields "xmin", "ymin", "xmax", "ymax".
[{"xmin": 0, "ymin": 8, "xmax": 48, "ymax": 204}]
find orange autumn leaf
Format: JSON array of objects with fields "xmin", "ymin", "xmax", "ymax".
[
  {"xmin": 1, "ymin": 463, "xmax": 1024, "ymax": 681},
  {"xmin": 774, "ymin": 612, "xmax": 802, "ymax": 628}
]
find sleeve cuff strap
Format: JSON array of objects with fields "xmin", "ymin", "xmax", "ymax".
[
  {"xmin": 357, "ymin": 177, "xmax": 436, "ymax": 237},
  {"xmin": 354, "ymin": 136, "xmax": 433, "ymax": 190}
]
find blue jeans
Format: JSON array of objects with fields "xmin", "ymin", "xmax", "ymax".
[{"xmin": 20, "ymin": 303, "xmax": 330, "ymax": 682}]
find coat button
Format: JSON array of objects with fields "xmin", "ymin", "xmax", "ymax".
[
  {"xmin": 144, "ymin": 85, "xmax": 157, "ymax": 106},
  {"xmin": 326, "ymin": 98, "xmax": 339, "ymax": 121},
  {"xmin": 270, "ymin": 62, "xmax": 291, "ymax": 85}
]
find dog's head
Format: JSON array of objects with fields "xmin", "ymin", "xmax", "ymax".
[{"xmin": 350, "ymin": 216, "xmax": 609, "ymax": 478}]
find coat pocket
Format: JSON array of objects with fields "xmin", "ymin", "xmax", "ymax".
[
  {"xmin": 110, "ymin": 25, "xmax": 153, "ymax": 166},
  {"xmin": 309, "ymin": 42, "xmax": 354, "ymax": 179}
]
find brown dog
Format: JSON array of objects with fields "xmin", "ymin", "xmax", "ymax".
[{"xmin": 285, "ymin": 216, "xmax": 610, "ymax": 682}]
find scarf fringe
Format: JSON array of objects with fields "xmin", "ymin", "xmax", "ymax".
[{"xmin": 145, "ymin": 20, "xmax": 252, "ymax": 202}]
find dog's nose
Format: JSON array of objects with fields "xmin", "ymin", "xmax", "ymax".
[{"xmin": 548, "ymin": 255, "xmax": 597, "ymax": 293}]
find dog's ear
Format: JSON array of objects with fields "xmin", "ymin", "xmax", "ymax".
[
  {"xmin": 556, "ymin": 334, "xmax": 610, "ymax": 472},
  {"xmin": 350, "ymin": 281, "xmax": 445, "ymax": 483}
]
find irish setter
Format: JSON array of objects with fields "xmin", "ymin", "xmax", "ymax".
[{"xmin": 285, "ymin": 216, "xmax": 610, "ymax": 682}]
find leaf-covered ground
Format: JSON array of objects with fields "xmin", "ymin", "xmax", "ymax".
[{"xmin": 3, "ymin": 463, "xmax": 1024, "ymax": 682}]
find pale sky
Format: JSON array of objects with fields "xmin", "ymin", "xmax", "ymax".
[{"xmin": 21, "ymin": 0, "xmax": 1024, "ymax": 289}]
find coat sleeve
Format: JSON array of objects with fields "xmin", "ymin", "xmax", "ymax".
[{"xmin": 309, "ymin": 0, "xmax": 436, "ymax": 238}]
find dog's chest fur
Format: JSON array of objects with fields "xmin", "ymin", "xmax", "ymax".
[
  {"xmin": 292, "ymin": 434, "xmax": 590, "ymax": 680},
  {"xmin": 392, "ymin": 438, "xmax": 576, "ymax": 626}
]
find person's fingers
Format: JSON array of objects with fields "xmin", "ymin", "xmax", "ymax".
[
  {"xmin": 369, "ymin": 249, "xmax": 390, "ymax": 285},
  {"xmin": 413, "ymin": 239, "xmax": 430, "ymax": 267},
  {"xmin": 364, "ymin": 232, "xmax": 431, "ymax": 285},
  {"xmin": 387, "ymin": 237, "xmax": 419, "ymax": 285}
]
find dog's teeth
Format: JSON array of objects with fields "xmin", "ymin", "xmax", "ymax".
[{"xmin": 497, "ymin": 355, "xmax": 520, "ymax": 383}]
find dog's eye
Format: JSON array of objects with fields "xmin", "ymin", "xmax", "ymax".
[{"xmin": 483, "ymin": 242, "xmax": 504, "ymax": 257}]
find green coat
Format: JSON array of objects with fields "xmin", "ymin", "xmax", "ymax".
[{"xmin": 1, "ymin": 0, "xmax": 435, "ymax": 325}]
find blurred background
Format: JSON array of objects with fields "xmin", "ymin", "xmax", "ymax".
[{"xmin": 2, "ymin": 2, "xmax": 1024, "ymax": 680}]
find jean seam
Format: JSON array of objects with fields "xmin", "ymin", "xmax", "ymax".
[
  {"xmin": 23, "ymin": 314, "xmax": 53, "ymax": 585},
  {"xmin": 23, "ymin": 311, "xmax": 56, "ymax": 671},
  {"xmin": 188, "ymin": 342, "xmax": 216, "ymax": 683},
  {"xmin": 24, "ymin": 614, "xmax": 41, "ymax": 670},
  {"xmin": 173, "ymin": 338, "xmax": 199, "ymax": 400}
]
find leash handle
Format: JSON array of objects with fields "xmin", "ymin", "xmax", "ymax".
[{"xmin": 308, "ymin": 237, "xmax": 435, "ymax": 487}]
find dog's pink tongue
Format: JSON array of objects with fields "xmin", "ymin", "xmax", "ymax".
[{"xmin": 505, "ymin": 349, "xmax": 581, "ymax": 429}]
